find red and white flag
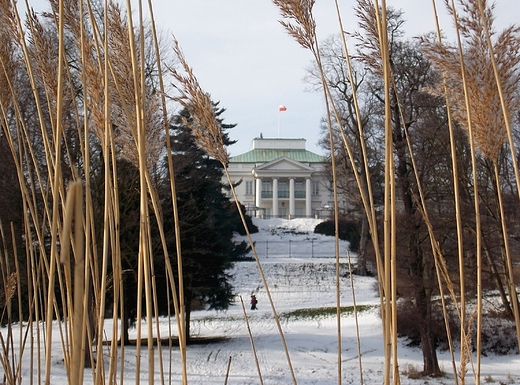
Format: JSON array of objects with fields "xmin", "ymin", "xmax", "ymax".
[{"xmin": 278, "ymin": 105, "xmax": 287, "ymax": 112}]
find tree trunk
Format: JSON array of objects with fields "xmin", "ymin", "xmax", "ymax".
[
  {"xmin": 408, "ymin": 229, "xmax": 442, "ymax": 376},
  {"xmin": 121, "ymin": 298, "xmax": 131, "ymax": 346},
  {"xmin": 391, "ymin": 88, "xmax": 441, "ymax": 376},
  {"xmin": 482, "ymin": 243, "xmax": 513, "ymax": 315},
  {"xmin": 185, "ymin": 297, "xmax": 192, "ymax": 345},
  {"xmin": 355, "ymin": 215, "xmax": 370, "ymax": 276},
  {"xmin": 414, "ymin": 260, "xmax": 442, "ymax": 376},
  {"xmin": 419, "ymin": 309, "xmax": 441, "ymax": 376}
]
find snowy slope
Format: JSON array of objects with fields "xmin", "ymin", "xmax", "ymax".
[{"xmin": 3, "ymin": 218, "xmax": 519, "ymax": 384}]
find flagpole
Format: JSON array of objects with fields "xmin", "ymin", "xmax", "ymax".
[
  {"xmin": 278, "ymin": 108, "xmax": 280, "ymax": 138},
  {"xmin": 277, "ymin": 104, "xmax": 286, "ymax": 138}
]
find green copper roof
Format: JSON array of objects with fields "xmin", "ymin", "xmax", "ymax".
[{"xmin": 229, "ymin": 149, "xmax": 327, "ymax": 163}]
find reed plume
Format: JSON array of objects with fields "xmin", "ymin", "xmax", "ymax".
[
  {"xmin": 272, "ymin": 0, "xmax": 316, "ymax": 52},
  {"xmin": 0, "ymin": 2, "xmax": 15, "ymax": 114},
  {"xmin": 169, "ymin": 38, "xmax": 229, "ymax": 166},
  {"xmin": 169, "ymin": 37, "xmax": 297, "ymax": 385},
  {"xmin": 422, "ymin": 0, "xmax": 520, "ymax": 161}
]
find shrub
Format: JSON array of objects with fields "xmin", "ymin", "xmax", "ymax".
[{"xmin": 313, "ymin": 217, "xmax": 361, "ymax": 252}]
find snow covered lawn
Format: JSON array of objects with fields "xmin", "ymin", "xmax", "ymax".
[{"xmin": 3, "ymin": 218, "xmax": 519, "ymax": 384}]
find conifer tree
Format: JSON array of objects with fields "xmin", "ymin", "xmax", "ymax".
[{"xmin": 164, "ymin": 103, "xmax": 251, "ymax": 342}]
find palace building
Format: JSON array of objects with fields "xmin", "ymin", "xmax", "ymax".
[{"xmin": 225, "ymin": 137, "xmax": 332, "ymax": 218}]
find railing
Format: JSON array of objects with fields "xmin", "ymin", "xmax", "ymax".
[
  {"xmin": 260, "ymin": 191, "xmax": 306, "ymax": 199},
  {"xmin": 247, "ymin": 239, "xmax": 349, "ymax": 258}
]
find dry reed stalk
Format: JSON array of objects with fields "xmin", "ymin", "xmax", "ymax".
[
  {"xmin": 41, "ymin": 0, "xmax": 68, "ymax": 381},
  {"xmin": 3, "ymin": 3, "xmax": 82, "ymax": 379},
  {"xmin": 47, "ymin": 0, "xmax": 119, "ymax": 380},
  {"xmin": 353, "ymin": 1, "xmax": 399, "ymax": 383},
  {"xmin": 0, "ymin": 51, "xmax": 44, "ymax": 383},
  {"xmin": 0, "ymin": 5, "xmax": 14, "ymax": 115},
  {"xmin": 57, "ymin": 0, "xmax": 165, "ymax": 380},
  {"xmin": 415, "ymin": 197, "xmax": 461, "ymax": 383},
  {"xmin": 106, "ymin": 8, "xmax": 171, "ymax": 368},
  {"xmin": 169, "ymin": 38, "xmax": 229, "ymax": 166},
  {"xmin": 10, "ymin": 224, "xmax": 24, "ymax": 385},
  {"xmin": 75, "ymin": 0, "xmax": 102, "ymax": 377},
  {"xmin": 120, "ymin": 1, "xmax": 158, "ymax": 382},
  {"xmin": 323, "ymin": 88, "xmax": 343, "ymax": 383},
  {"xmin": 424, "ymin": 1, "xmax": 520, "ymax": 381},
  {"xmin": 348, "ymin": 2, "xmax": 397, "ymax": 382},
  {"xmin": 428, "ymin": 2, "xmax": 466, "ymax": 383},
  {"xmin": 271, "ymin": 2, "xmax": 351, "ymax": 382},
  {"xmin": 224, "ymin": 355, "xmax": 232, "ymax": 385},
  {"xmin": 491, "ymin": 160, "xmax": 520, "ymax": 349},
  {"xmin": 331, "ymin": 5, "xmax": 394, "ymax": 382},
  {"xmin": 144, "ymin": 0, "xmax": 188, "ymax": 380},
  {"xmin": 169, "ymin": 36, "xmax": 298, "ymax": 384},
  {"xmin": 239, "ymin": 296, "xmax": 264, "ymax": 385},
  {"xmin": 446, "ymin": 3, "xmax": 483, "ymax": 383},
  {"xmin": 60, "ymin": 181, "xmax": 85, "ymax": 385},
  {"xmin": 333, "ymin": 0, "xmax": 384, "ymax": 285},
  {"xmin": 474, "ymin": 0, "xmax": 520, "ymax": 355},
  {"xmin": 0, "ymin": 333, "xmax": 14, "ymax": 385},
  {"xmin": 224, "ymin": 168, "xmax": 297, "ymax": 385},
  {"xmin": 346, "ymin": 251, "xmax": 364, "ymax": 384},
  {"xmin": 384, "ymin": 33, "xmax": 462, "ymax": 378}
]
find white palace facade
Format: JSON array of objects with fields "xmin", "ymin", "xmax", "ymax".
[{"xmin": 226, "ymin": 137, "xmax": 332, "ymax": 218}]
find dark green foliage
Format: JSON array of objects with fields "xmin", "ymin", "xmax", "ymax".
[
  {"xmin": 313, "ymin": 217, "xmax": 361, "ymax": 252},
  {"xmin": 228, "ymin": 202, "xmax": 259, "ymax": 236},
  {"xmin": 0, "ymin": 135, "xmax": 24, "ymax": 256},
  {"xmin": 280, "ymin": 304, "xmax": 376, "ymax": 320},
  {"xmin": 162, "ymin": 103, "xmax": 249, "ymax": 341},
  {"xmin": 0, "ymin": 135, "xmax": 26, "ymax": 324}
]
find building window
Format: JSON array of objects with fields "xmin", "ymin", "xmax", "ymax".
[
  {"xmin": 262, "ymin": 180, "xmax": 272, "ymax": 198},
  {"xmin": 246, "ymin": 181, "xmax": 253, "ymax": 195},
  {"xmin": 294, "ymin": 180, "xmax": 305, "ymax": 198},
  {"xmin": 278, "ymin": 180, "xmax": 289, "ymax": 198},
  {"xmin": 312, "ymin": 181, "xmax": 320, "ymax": 195}
]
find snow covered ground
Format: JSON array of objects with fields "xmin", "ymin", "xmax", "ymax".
[{"xmin": 3, "ymin": 217, "xmax": 520, "ymax": 384}]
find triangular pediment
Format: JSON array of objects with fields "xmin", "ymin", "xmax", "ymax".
[{"xmin": 255, "ymin": 156, "xmax": 314, "ymax": 172}]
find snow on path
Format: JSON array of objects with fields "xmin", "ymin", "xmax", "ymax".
[{"xmin": 3, "ymin": 218, "xmax": 520, "ymax": 384}]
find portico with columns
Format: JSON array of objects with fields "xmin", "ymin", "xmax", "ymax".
[
  {"xmin": 253, "ymin": 157, "xmax": 315, "ymax": 218},
  {"xmin": 225, "ymin": 137, "xmax": 330, "ymax": 219}
]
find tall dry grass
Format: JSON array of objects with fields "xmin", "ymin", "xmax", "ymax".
[
  {"xmin": 273, "ymin": 0, "xmax": 520, "ymax": 385},
  {"xmin": 0, "ymin": 0, "xmax": 518, "ymax": 384}
]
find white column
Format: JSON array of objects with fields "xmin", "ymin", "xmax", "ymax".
[
  {"xmin": 306, "ymin": 178, "xmax": 312, "ymax": 217},
  {"xmin": 272, "ymin": 178, "xmax": 279, "ymax": 217},
  {"xmin": 289, "ymin": 178, "xmax": 295, "ymax": 218},
  {"xmin": 255, "ymin": 178, "xmax": 262, "ymax": 217}
]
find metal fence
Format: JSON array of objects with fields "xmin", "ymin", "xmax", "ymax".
[{"xmin": 249, "ymin": 239, "xmax": 349, "ymax": 259}]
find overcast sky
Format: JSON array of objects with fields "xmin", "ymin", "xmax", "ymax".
[
  {"xmin": 150, "ymin": 0, "xmax": 517, "ymax": 156},
  {"xmin": 28, "ymin": 0, "xmax": 518, "ymax": 156}
]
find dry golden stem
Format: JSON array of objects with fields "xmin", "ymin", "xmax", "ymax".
[
  {"xmin": 224, "ymin": 168, "xmax": 297, "ymax": 384},
  {"xmin": 239, "ymin": 296, "xmax": 264, "ymax": 385},
  {"xmin": 169, "ymin": 38, "xmax": 229, "ymax": 166},
  {"xmin": 144, "ymin": 0, "xmax": 188, "ymax": 379},
  {"xmin": 428, "ymin": 1, "xmax": 464, "ymax": 383}
]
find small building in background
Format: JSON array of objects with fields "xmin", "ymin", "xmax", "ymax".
[{"xmin": 225, "ymin": 137, "xmax": 331, "ymax": 219}]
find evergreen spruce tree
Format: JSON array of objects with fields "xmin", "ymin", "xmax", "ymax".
[{"xmin": 164, "ymin": 102, "xmax": 251, "ymax": 342}]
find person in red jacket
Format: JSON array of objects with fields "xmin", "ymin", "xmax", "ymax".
[{"xmin": 250, "ymin": 295, "xmax": 258, "ymax": 310}]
